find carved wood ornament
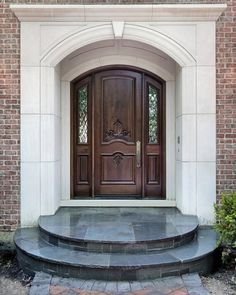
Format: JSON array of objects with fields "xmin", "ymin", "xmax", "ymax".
[
  {"xmin": 105, "ymin": 119, "xmax": 131, "ymax": 141},
  {"xmin": 113, "ymin": 153, "xmax": 123, "ymax": 167}
]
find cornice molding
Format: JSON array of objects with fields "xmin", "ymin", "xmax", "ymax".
[{"xmin": 10, "ymin": 4, "xmax": 227, "ymax": 22}]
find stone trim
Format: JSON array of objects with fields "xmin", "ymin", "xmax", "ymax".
[{"xmin": 11, "ymin": 4, "xmax": 226, "ymax": 22}]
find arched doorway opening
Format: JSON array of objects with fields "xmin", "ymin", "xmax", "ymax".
[{"xmin": 71, "ymin": 67, "xmax": 166, "ymax": 199}]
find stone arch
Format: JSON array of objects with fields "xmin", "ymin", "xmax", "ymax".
[{"xmin": 41, "ymin": 23, "xmax": 196, "ymax": 67}]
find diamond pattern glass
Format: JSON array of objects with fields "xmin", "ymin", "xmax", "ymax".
[
  {"xmin": 148, "ymin": 84, "xmax": 159, "ymax": 144},
  {"xmin": 78, "ymin": 85, "xmax": 88, "ymax": 143}
]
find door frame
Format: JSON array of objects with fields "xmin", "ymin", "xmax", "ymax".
[{"xmin": 71, "ymin": 65, "xmax": 166, "ymax": 199}]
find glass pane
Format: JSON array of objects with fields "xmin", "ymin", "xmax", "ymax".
[
  {"xmin": 78, "ymin": 85, "xmax": 88, "ymax": 143},
  {"xmin": 148, "ymin": 84, "xmax": 159, "ymax": 144}
]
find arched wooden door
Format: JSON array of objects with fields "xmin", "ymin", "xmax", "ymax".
[{"xmin": 72, "ymin": 68, "xmax": 165, "ymax": 199}]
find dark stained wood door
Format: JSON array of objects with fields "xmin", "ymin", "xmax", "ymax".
[
  {"xmin": 94, "ymin": 70, "xmax": 142, "ymax": 195},
  {"xmin": 72, "ymin": 68, "xmax": 165, "ymax": 198}
]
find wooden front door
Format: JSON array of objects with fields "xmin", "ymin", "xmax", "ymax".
[{"xmin": 72, "ymin": 68, "xmax": 165, "ymax": 198}]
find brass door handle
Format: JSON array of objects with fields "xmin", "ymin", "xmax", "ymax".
[{"xmin": 136, "ymin": 140, "xmax": 141, "ymax": 168}]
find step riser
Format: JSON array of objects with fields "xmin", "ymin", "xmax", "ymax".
[
  {"xmin": 16, "ymin": 247, "xmax": 216, "ymax": 281},
  {"xmin": 39, "ymin": 227, "xmax": 197, "ymax": 254}
]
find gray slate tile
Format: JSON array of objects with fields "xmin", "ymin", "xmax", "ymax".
[{"xmin": 85, "ymin": 222, "xmax": 135, "ymax": 242}]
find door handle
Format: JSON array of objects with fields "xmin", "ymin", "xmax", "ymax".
[{"xmin": 136, "ymin": 140, "xmax": 141, "ymax": 168}]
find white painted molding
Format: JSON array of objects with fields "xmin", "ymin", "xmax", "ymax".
[{"xmin": 11, "ymin": 4, "xmax": 226, "ymax": 22}]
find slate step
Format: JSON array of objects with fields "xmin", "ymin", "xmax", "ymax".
[
  {"xmin": 14, "ymin": 228, "xmax": 218, "ymax": 281},
  {"xmin": 38, "ymin": 207, "xmax": 198, "ymax": 253}
]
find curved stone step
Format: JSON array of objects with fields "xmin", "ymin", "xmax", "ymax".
[
  {"xmin": 14, "ymin": 228, "xmax": 218, "ymax": 281},
  {"xmin": 38, "ymin": 207, "xmax": 198, "ymax": 253}
]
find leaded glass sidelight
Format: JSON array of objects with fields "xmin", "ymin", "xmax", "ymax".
[
  {"xmin": 148, "ymin": 84, "xmax": 159, "ymax": 144},
  {"xmin": 78, "ymin": 85, "xmax": 88, "ymax": 143}
]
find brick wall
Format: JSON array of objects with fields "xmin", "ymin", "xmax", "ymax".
[
  {"xmin": 0, "ymin": 0, "xmax": 235, "ymax": 231},
  {"xmin": 215, "ymin": 0, "xmax": 236, "ymax": 198},
  {"xmin": 0, "ymin": 1, "xmax": 20, "ymax": 231}
]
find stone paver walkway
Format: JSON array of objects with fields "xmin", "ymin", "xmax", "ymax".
[{"xmin": 29, "ymin": 272, "xmax": 210, "ymax": 295}]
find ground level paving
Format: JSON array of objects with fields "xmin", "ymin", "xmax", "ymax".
[{"xmin": 29, "ymin": 272, "xmax": 210, "ymax": 295}]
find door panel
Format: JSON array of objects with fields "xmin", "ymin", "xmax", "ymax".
[
  {"xmin": 77, "ymin": 155, "xmax": 89, "ymax": 183},
  {"xmin": 144, "ymin": 76, "xmax": 163, "ymax": 196},
  {"xmin": 101, "ymin": 153, "xmax": 135, "ymax": 184},
  {"xmin": 147, "ymin": 155, "xmax": 160, "ymax": 184},
  {"xmin": 72, "ymin": 68, "xmax": 165, "ymax": 198},
  {"xmin": 102, "ymin": 78, "xmax": 135, "ymax": 143},
  {"xmin": 73, "ymin": 76, "xmax": 92, "ymax": 196},
  {"xmin": 94, "ymin": 70, "xmax": 142, "ymax": 195}
]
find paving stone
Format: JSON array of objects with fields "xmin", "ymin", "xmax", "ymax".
[
  {"xmin": 130, "ymin": 281, "xmax": 143, "ymax": 292},
  {"xmin": 92, "ymin": 280, "xmax": 107, "ymax": 292},
  {"xmin": 51, "ymin": 276, "xmax": 85, "ymax": 288},
  {"xmin": 50, "ymin": 286, "xmax": 78, "ymax": 295},
  {"xmin": 32, "ymin": 272, "xmax": 52, "ymax": 286},
  {"xmin": 132, "ymin": 289, "xmax": 162, "ymax": 295},
  {"xmin": 29, "ymin": 272, "xmax": 52, "ymax": 295},
  {"xmin": 187, "ymin": 286, "xmax": 210, "ymax": 295},
  {"xmin": 182, "ymin": 273, "xmax": 202, "ymax": 287},
  {"xmin": 140, "ymin": 281, "xmax": 156, "ymax": 289},
  {"xmin": 169, "ymin": 288, "xmax": 188, "ymax": 295},
  {"xmin": 157, "ymin": 276, "xmax": 184, "ymax": 290},
  {"xmin": 117, "ymin": 281, "xmax": 131, "ymax": 293},
  {"xmin": 30, "ymin": 272, "xmax": 210, "ymax": 295},
  {"xmin": 152, "ymin": 278, "xmax": 173, "ymax": 294},
  {"xmin": 30, "ymin": 284, "xmax": 50, "ymax": 295},
  {"xmin": 82, "ymin": 280, "xmax": 96, "ymax": 290},
  {"xmin": 182, "ymin": 274, "xmax": 210, "ymax": 295},
  {"xmin": 84, "ymin": 292, "xmax": 108, "ymax": 295},
  {"xmin": 105, "ymin": 281, "xmax": 118, "ymax": 293}
]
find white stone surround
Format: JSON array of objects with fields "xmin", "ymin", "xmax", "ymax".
[{"xmin": 11, "ymin": 4, "xmax": 226, "ymax": 226}]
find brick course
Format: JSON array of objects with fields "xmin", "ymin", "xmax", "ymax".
[{"xmin": 0, "ymin": 0, "xmax": 235, "ymax": 230}]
